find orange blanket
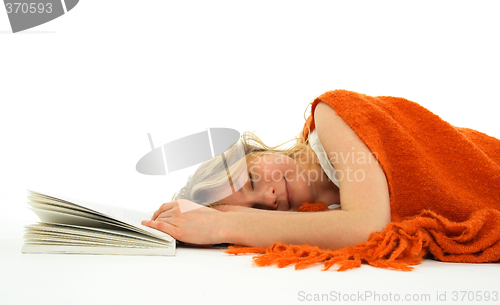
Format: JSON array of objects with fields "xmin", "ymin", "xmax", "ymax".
[{"xmin": 226, "ymin": 90, "xmax": 500, "ymax": 271}]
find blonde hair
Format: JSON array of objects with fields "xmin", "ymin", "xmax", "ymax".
[{"xmin": 172, "ymin": 131, "xmax": 317, "ymax": 205}]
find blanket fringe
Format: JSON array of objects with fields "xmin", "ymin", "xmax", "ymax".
[
  {"xmin": 225, "ymin": 209, "xmax": 500, "ymax": 271},
  {"xmin": 225, "ymin": 223, "xmax": 422, "ymax": 272}
]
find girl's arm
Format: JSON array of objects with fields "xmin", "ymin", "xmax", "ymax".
[
  {"xmin": 219, "ymin": 209, "xmax": 379, "ymax": 249},
  {"xmin": 314, "ymin": 101, "xmax": 391, "ymax": 223},
  {"xmin": 210, "ymin": 204, "xmax": 300, "ymax": 214},
  {"xmin": 142, "ymin": 202, "xmax": 380, "ymax": 249}
]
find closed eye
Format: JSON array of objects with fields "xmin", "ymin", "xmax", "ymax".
[{"xmin": 249, "ymin": 172, "xmax": 254, "ymax": 190}]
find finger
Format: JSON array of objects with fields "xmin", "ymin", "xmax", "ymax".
[
  {"xmin": 151, "ymin": 201, "xmax": 177, "ymax": 220},
  {"xmin": 141, "ymin": 220, "xmax": 177, "ymax": 237},
  {"xmin": 155, "ymin": 210, "xmax": 174, "ymax": 221},
  {"xmin": 177, "ymin": 199, "xmax": 204, "ymax": 213},
  {"xmin": 151, "ymin": 202, "xmax": 172, "ymax": 220}
]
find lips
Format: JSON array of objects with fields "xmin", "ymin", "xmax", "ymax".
[{"xmin": 285, "ymin": 178, "xmax": 292, "ymax": 210}]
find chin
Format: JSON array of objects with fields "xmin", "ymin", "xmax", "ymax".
[{"xmin": 289, "ymin": 203, "xmax": 299, "ymax": 212}]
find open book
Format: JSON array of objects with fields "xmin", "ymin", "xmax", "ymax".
[{"xmin": 22, "ymin": 190, "xmax": 175, "ymax": 256}]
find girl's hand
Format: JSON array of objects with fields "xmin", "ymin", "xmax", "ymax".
[{"xmin": 141, "ymin": 200, "xmax": 226, "ymax": 246}]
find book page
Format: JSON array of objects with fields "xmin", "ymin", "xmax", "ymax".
[
  {"xmin": 26, "ymin": 222, "xmax": 173, "ymax": 245},
  {"xmin": 28, "ymin": 191, "xmax": 174, "ymax": 242}
]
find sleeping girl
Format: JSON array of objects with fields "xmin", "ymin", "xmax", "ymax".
[{"xmin": 141, "ymin": 90, "xmax": 500, "ymax": 270}]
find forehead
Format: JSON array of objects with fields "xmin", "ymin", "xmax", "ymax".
[{"xmin": 248, "ymin": 153, "xmax": 293, "ymax": 166}]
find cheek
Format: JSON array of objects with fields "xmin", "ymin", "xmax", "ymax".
[
  {"xmin": 291, "ymin": 180, "xmax": 314, "ymax": 207},
  {"xmin": 288, "ymin": 171, "xmax": 311, "ymax": 191},
  {"xmin": 283, "ymin": 164, "xmax": 308, "ymax": 183},
  {"xmin": 269, "ymin": 168, "xmax": 286, "ymax": 181},
  {"xmin": 260, "ymin": 163, "xmax": 286, "ymax": 182}
]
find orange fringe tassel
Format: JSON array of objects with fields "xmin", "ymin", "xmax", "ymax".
[
  {"xmin": 225, "ymin": 208, "xmax": 500, "ymax": 271},
  {"xmin": 225, "ymin": 227, "xmax": 420, "ymax": 272}
]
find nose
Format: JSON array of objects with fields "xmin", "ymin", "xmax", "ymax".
[{"xmin": 257, "ymin": 186, "xmax": 278, "ymax": 209}]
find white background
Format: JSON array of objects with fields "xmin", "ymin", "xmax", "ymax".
[{"xmin": 1, "ymin": 1, "xmax": 499, "ymax": 304}]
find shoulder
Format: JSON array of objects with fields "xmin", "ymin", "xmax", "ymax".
[
  {"xmin": 313, "ymin": 101, "xmax": 364, "ymax": 156},
  {"xmin": 313, "ymin": 101, "xmax": 391, "ymax": 229},
  {"xmin": 313, "ymin": 101, "xmax": 379, "ymax": 182}
]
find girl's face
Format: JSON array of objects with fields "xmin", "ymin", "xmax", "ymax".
[{"xmin": 213, "ymin": 154, "xmax": 317, "ymax": 211}]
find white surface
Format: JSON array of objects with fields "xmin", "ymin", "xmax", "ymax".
[
  {"xmin": 1, "ymin": 227, "xmax": 499, "ymax": 305},
  {"xmin": 1, "ymin": 1, "xmax": 500, "ymax": 304}
]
